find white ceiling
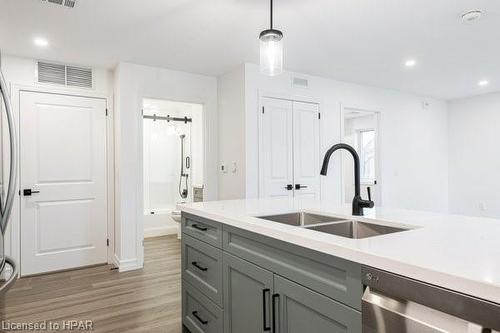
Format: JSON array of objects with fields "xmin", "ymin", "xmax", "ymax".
[{"xmin": 0, "ymin": 0, "xmax": 499, "ymax": 99}]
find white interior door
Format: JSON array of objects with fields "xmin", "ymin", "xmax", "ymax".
[
  {"xmin": 260, "ymin": 97, "xmax": 294, "ymax": 198},
  {"xmin": 292, "ymin": 101, "xmax": 320, "ymax": 199},
  {"xmin": 20, "ymin": 91, "xmax": 107, "ymax": 276}
]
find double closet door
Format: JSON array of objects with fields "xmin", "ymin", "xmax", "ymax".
[{"xmin": 260, "ymin": 97, "xmax": 320, "ymax": 199}]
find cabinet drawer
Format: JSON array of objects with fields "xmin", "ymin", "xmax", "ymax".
[
  {"xmin": 182, "ymin": 234, "xmax": 223, "ymax": 306},
  {"xmin": 223, "ymin": 225, "xmax": 362, "ymax": 310},
  {"xmin": 183, "ymin": 280, "xmax": 224, "ymax": 333},
  {"xmin": 182, "ymin": 213, "xmax": 222, "ymax": 248}
]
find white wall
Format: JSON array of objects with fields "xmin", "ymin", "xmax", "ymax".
[
  {"xmin": 242, "ymin": 63, "xmax": 449, "ymax": 213},
  {"xmin": 113, "ymin": 62, "xmax": 217, "ymax": 271},
  {"xmin": 448, "ymin": 92, "xmax": 500, "ymax": 218},
  {"xmin": 217, "ymin": 66, "xmax": 246, "ymax": 199}
]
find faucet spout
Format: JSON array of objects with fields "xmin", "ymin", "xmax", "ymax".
[{"xmin": 320, "ymin": 143, "xmax": 374, "ymax": 216}]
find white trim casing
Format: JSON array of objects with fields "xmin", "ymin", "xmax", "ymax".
[{"xmin": 113, "ymin": 254, "xmax": 138, "ymax": 273}]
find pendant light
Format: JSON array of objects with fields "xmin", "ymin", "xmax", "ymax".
[{"xmin": 259, "ymin": 0, "xmax": 283, "ymax": 76}]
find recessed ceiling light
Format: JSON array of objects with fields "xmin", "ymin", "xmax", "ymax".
[
  {"xmin": 478, "ymin": 80, "xmax": 489, "ymax": 87},
  {"xmin": 34, "ymin": 38, "xmax": 49, "ymax": 47},
  {"xmin": 461, "ymin": 10, "xmax": 483, "ymax": 24},
  {"xmin": 404, "ymin": 59, "xmax": 417, "ymax": 68}
]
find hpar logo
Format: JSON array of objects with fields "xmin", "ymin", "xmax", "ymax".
[{"xmin": 62, "ymin": 320, "xmax": 94, "ymax": 330}]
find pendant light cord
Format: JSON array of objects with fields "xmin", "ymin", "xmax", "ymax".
[{"xmin": 270, "ymin": 0, "xmax": 273, "ymax": 29}]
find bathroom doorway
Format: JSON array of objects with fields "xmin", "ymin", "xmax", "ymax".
[{"xmin": 142, "ymin": 98, "xmax": 204, "ymax": 238}]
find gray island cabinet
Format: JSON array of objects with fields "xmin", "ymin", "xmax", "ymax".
[{"xmin": 181, "ymin": 212, "xmax": 363, "ymax": 333}]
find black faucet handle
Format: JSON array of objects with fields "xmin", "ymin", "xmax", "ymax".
[{"xmin": 362, "ymin": 187, "xmax": 374, "ymax": 209}]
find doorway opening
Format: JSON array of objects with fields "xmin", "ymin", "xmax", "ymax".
[
  {"xmin": 341, "ymin": 107, "xmax": 381, "ymax": 206},
  {"xmin": 142, "ymin": 98, "xmax": 204, "ymax": 239}
]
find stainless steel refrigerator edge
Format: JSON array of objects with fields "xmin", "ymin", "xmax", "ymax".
[{"xmin": 0, "ymin": 68, "xmax": 19, "ymax": 296}]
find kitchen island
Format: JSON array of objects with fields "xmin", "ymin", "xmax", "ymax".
[{"xmin": 178, "ymin": 197, "xmax": 500, "ymax": 332}]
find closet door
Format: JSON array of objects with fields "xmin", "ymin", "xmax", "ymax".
[
  {"xmin": 260, "ymin": 98, "xmax": 294, "ymax": 198},
  {"xmin": 292, "ymin": 102, "xmax": 320, "ymax": 199}
]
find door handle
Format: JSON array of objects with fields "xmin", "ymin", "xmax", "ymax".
[
  {"xmin": 191, "ymin": 261, "xmax": 208, "ymax": 272},
  {"xmin": 262, "ymin": 289, "xmax": 271, "ymax": 331},
  {"xmin": 192, "ymin": 311, "xmax": 208, "ymax": 325},
  {"xmin": 295, "ymin": 184, "xmax": 308, "ymax": 190},
  {"xmin": 284, "ymin": 184, "xmax": 293, "ymax": 191},
  {"xmin": 272, "ymin": 294, "xmax": 280, "ymax": 333},
  {"xmin": 23, "ymin": 189, "xmax": 40, "ymax": 196},
  {"xmin": 191, "ymin": 223, "xmax": 208, "ymax": 231}
]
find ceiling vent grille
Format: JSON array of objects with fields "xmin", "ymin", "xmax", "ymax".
[
  {"xmin": 292, "ymin": 77, "xmax": 309, "ymax": 89},
  {"xmin": 37, "ymin": 61, "xmax": 93, "ymax": 89},
  {"xmin": 66, "ymin": 66, "xmax": 93, "ymax": 88},
  {"xmin": 42, "ymin": 0, "xmax": 77, "ymax": 8},
  {"xmin": 37, "ymin": 62, "xmax": 66, "ymax": 85}
]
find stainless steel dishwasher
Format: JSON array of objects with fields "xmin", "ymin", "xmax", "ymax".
[{"xmin": 362, "ymin": 266, "xmax": 500, "ymax": 333}]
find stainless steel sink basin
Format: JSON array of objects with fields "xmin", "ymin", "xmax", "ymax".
[
  {"xmin": 304, "ymin": 220, "xmax": 409, "ymax": 239},
  {"xmin": 257, "ymin": 212, "xmax": 345, "ymax": 226}
]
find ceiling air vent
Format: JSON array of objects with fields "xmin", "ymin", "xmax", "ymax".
[
  {"xmin": 42, "ymin": 0, "xmax": 77, "ymax": 8},
  {"xmin": 292, "ymin": 77, "xmax": 309, "ymax": 89},
  {"xmin": 37, "ymin": 61, "xmax": 93, "ymax": 89}
]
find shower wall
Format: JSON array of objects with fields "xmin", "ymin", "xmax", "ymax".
[
  {"xmin": 143, "ymin": 99, "xmax": 203, "ymax": 237},
  {"xmin": 143, "ymin": 118, "xmax": 188, "ymax": 213}
]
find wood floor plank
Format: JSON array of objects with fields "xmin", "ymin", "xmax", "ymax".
[{"xmin": 1, "ymin": 235, "xmax": 182, "ymax": 333}]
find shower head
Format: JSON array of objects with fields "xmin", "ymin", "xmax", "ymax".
[{"xmin": 180, "ymin": 134, "xmax": 186, "ymax": 139}]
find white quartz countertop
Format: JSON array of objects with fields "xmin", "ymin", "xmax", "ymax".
[{"xmin": 178, "ymin": 198, "xmax": 500, "ymax": 304}]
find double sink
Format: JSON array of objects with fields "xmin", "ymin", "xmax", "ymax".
[{"xmin": 257, "ymin": 212, "xmax": 412, "ymax": 239}]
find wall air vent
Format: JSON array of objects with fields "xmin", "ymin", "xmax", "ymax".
[
  {"xmin": 37, "ymin": 61, "xmax": 93, "ymax": 89},
  {"xmin": 66, "ymin": 66, "xmax": 93, "ymax": 88},
  {"xmin": 42, "ymin": 0, "xmax": 77, "ymax": 8},
  {"xmin": 37, "ymin": 62, "xmax": 66, "ymax": 85},
  {"xmin": 292, "ymin": 77, "xmax": 309, "ymax": 89}
]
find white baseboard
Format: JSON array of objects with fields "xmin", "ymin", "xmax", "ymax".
[
  {"xmin": 114, "ymin": 254, "xmax": 141, "ymax": 272},
  {"xmin": 112, "ymin": 254, "xmax": 121, "ymax": 270},
  {"xmin": 144, "ymin": 224, "xmax": 178, "ymax": 238}
]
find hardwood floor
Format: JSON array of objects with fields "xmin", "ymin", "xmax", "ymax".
[{"xmin": 1, "ymin": 236, "xmax": 182, "ymax": 332}]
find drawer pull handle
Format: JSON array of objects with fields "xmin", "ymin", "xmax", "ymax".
[
  {"xmin": 192, "ymin": 261, "xmax": 208, "ymax": 272},
  {"xmin": 192, "ymin": 224, "xmax": 208, "ymax": 231},
  {"xmin": 272, "ymin": 294, "xmax": 280, "ymax": 333},
  {"xmin": 262, "ymin": 288, "xmax": 271, "ymax": 331},
  {"xmin": 192, "ymin": 311, "xmax": 208, "ymax": 325}
]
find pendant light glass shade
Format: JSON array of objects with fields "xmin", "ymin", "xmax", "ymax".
[{"xmin": 259, "ymin": 29, "xmax": 283, "ymax": 76}]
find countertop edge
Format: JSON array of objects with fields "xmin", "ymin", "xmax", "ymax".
[{"xmin": 179, "ymin": 205, "xmax": 500, "ymax": 305}]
